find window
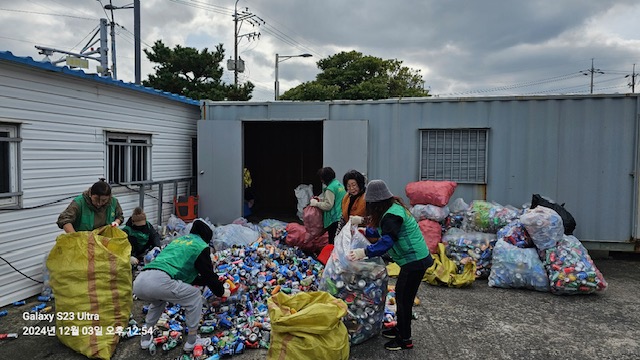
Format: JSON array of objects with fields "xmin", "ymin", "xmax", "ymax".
[
  {"xmin": 420, "ymin": 128, "xmax": 488, "ymax": 184},
  {"xmin": 106, "ymin": 132, "xmax": 151, "ymax": 184},
  {"xmin": 0, "ymin": 123, "xmax": 21, "ymax": 207}
]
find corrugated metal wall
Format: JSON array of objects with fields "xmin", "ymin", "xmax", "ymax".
[
  {"xmin": 204, "ymin": 95, "xmax": 639, "ymax": 246},
  {"xmin": 0, "ymin": 62, "xmax": 200, "ymax": 306}
]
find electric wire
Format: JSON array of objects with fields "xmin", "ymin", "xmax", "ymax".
[{"xmin": 0, "ymin": 256, "xmax": 43, "ymax": 283}]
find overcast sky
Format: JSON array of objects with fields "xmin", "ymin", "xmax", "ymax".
[{"xmin": 1, "ymin": 0, "xmax": 640, "ymax": 101}]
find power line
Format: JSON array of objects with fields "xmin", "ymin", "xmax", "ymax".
[{"xmin": 0, "ymin": 7, "xmax": 96, "ymax": 20}]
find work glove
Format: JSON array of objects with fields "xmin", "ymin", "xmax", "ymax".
[
  {"xmin": 111, "ymin": 221, "xmax": 120, "ymax": 227},
  {"xmin": 129, "ymin": 256, "xmax": 139, "ymax": 266},
  {"xmin": 349, "ymin": 215, "xmax": 364, "ymax": 226},
  {"xmin": 347, "ymin": 248, "xmax": 366, "ymax": 261},
  {"xmin": 222, "ymin": 289, "xmax": 231, "ymax": 298},
  {"xmin": 309, "ymin": 199, "xmax": 319, "ymax": 207}
]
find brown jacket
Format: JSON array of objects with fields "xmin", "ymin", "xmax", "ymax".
[
  {"xmin": 341, "ymin": 193, "xmax": 366, "ymax": 222},
  {"xmin": 56, "ymin": 189, "xmax": 124, "ymax": 231}
]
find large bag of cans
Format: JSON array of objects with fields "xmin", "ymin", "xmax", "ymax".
[
  {"xmin": 488, "ymin": 239, "xmax": 549, "ymax": 292},
  {"xmin": 441, "ymin": 228, "xmax": 497, "ymax": 278},
  {"xmin": 520, "ymin": 206, "xmax": 564, "ymax": 251},
  {"xmin": 267, "ymin": 291, "xmax": 350, "ymax": 360},
  {"xmin": 47, "ymin": 226, "xmax": 132, "ymax": 360},
  {"xmin": 212, "ymin": 223, "xmax": 260, "ymax": 250},
  {"xmin": 463, "ymin": 200, "xmax": 520, "ymax": 234},
  {"xmin": 542, "ymin": 235, "xmax": 608, "ymax": 295},
  {"xmin": 411, "ymin": 204, "xmax": 450, "ymax": 222},
  {"xmin": 319, "ymin": 220, "xmax": 388, "ymax": 345}
]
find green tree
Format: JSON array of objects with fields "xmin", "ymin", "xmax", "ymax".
[
  {"xmin": 280, "ymin": 51, "xmax": 428, "ymax": 100},
  {"xmin": 143, "ymin": 40, "xmax": 254, "ymax": 101}
]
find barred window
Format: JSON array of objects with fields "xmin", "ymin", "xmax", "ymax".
[
  {"xmin": 0, "ymin": 123, "xmax": 21, "ymax": 207},
  {"xmin": 420, "ymin": 128, "xmax": 488, "ymax": 184},
  {"xmin": 106, "ymin": 132, "xmax": 151, "ymax": 184}
]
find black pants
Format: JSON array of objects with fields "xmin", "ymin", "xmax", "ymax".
[
  {"xmin": 326, "ymin": 221, "xmax": 339, "ymax": 245},
  {"xmin": 395, "ymin": 256, "xmax": 433, "ymax": 340}
]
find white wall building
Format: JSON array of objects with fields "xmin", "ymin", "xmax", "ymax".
[{"xmin": 0, "ymin": 51, "xmax": 200, "ymax": 306}]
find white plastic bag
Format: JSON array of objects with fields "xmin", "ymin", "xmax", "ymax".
[{"xmin": 294, "ymin": 184, "xmax": 314, "ymax": 220}]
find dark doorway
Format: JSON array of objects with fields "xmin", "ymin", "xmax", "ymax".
[{"xmin": 243, "ymin": 121, "xmax": 323, "ymax": 222}]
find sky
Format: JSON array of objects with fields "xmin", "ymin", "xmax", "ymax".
[{"xmin": 1, "ymin": 0, "xmax": 640, "ymax": 101}]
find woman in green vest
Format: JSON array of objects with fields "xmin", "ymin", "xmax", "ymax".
[
  {"xmin": 122, "ymin": 207, "xmax": 161, "ymax": 266},
  {"xmin": 56, "ymin": 179, "xmax": 124, "ymax": 233},
  {"xmin": 309, "ymin": 167, "xmax": 347, "ymax": 244},
  {"xmin": 348, "ymin": 179, "xmax": 433, "ymax": 351},
  {"xmin": 133, "ymin": 219, "xmax": 230, "ymax": 353}
]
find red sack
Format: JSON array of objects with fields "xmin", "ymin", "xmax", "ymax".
[
  {"xmin": 285, "ymin": 223, "xmax": 307, "ymax": 248},
  {"xmin": 285, "ymin": 222, "xmax": 328, "ymax": 254},
  {"xmin": 405, "ymin": 181, "xmax": 457, "ymax": 207},
  {"xmin": 303, "ymin": 205, "xmax": 324, "ymax": 238},
  {"xmin": 418, "ymin": 219, "xmax": 442, "ymax": 254}
]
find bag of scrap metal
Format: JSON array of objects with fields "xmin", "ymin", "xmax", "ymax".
[
  {"xmin": 268, "ymin": 291, "xmax": 349, "ymax": 360},
  {"xmin": 47, "ymin": 226, "xmax": 132, "ymax": 360}
]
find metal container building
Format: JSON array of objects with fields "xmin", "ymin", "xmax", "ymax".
[{"xmin": 200, "ymin": 95, "xmax": 640, "ymax": 251}]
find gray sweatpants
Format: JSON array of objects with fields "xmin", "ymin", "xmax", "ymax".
[{"xmin": 132, "ymin": 269, "xmax": 202, "ymax": 331}]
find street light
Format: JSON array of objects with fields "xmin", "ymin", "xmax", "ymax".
[{"xmin": 274, "ymin": 53, "xmax": 312, "ymax": 100}]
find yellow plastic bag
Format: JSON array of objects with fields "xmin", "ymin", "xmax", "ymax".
[
  {"xmin": 267, "ymin": 291, "xmax": 350, "ymax": 360},
  {"xmin": 423, "ymin": 243, "xmax": 476, "ymax": 288},
  {"xmin": 47, "ymin": 226, "xmax": 132, "ymax": 360}
]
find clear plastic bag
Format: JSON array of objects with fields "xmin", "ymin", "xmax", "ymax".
[
  {"xmin": 411, "ymin": 204, "xmax": 450, "ymax": 222},
  {"xmin": 520, "ymin": 206, "xmax": 564, "ymax": 251},
  {"xmin": 488, "ymin": 239, "xmax": 549, "ymax": 292},
  {"xmin": 318, "ymin": 220, "xmax": 388, "ymax": 345}
]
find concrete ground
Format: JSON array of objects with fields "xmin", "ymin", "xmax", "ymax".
[{"xmin": 1, "ymin": 252, "xmax": 638, "ymax": 360}]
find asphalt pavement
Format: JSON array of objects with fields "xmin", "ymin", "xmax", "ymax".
[{"xmin": 1, "ymin": 252, "xmax": 639, "ymax": 360}]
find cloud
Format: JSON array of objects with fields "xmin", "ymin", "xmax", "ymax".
[{"xmin": 1, "ymin": 0, "xmax": 640, "ymax": 100}]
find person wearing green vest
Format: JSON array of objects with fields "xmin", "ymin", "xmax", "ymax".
[
  {"xmin": 133, "ymin": 219, "xmax": 229, "ymax": 354},
  {"xmin": 309, "ymin": 167, "xmax": 347, "ymax": 244},
  {"xmin": 122, "ymin": 207, "xmax": 161, "ymax": 266},
  {"xmin": 56, "ymin": 179, "xmax": 124, "ymax": 233},
  {"xmin": 347, "ymin": 179, "xmax": 433, "ymax": 352}
]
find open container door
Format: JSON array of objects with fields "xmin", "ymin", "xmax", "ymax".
[
  {"xmin": 197, "ymin": 120, "xmax": 242, "ymax": 225},
  {"xmin": 323, "ymin": 120, "xmax": 369, "ymax": 182}
]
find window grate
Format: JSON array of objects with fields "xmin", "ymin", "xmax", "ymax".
[
  {"xmin": 0, "ymin": 123, "xmax": 21, "ymax": 207},
  {"xmin": 420, "ymin": 128, "xmax": 488, "ymax": 184},
  {"xmin": 106, "ymin": 133, "xmax": 151, "ymax": 184}
]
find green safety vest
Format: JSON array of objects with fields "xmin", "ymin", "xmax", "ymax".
[
  {"xmin": 378, "ymin": 203, "xmax": 430, "ymax": 266},
  {"xmin": 73, "ymin": 195, "xmax": 116, "ymax": 231},
  {"xmin": 144, "ymin": 234, "xmax": 208, "ymax": 284},
  {"xmin": 323, "ymin": 179, "xmax": 346, "ymax": 227},
  {"xmin": 123, "ymin": 224, "xmax": 151, "ymax": 256}
]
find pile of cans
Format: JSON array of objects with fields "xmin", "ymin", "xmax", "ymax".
[
  {"xmin": 129, "ymin": 229, "xmax": 326, "ymax": 358},
  {"xmin": 496, "ymin": 220, "xmax": 533, "ymax": 248}
]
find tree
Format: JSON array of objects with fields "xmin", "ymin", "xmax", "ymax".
[
  {"xmin": 143, "ymin": 40, "xmax": 254, "ymax": 101},
  {"xmin": 280, "ymin": 51, "xmax": 429, "ymax": 100}
]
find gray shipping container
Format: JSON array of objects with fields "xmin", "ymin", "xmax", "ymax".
[{"xmin": 199, "ymin": 94, "xmax": 640, "ymax": 251}]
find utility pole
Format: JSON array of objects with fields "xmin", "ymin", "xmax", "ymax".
[
  {"xmin": 581, "ymin": 58, "xmax": 604, "ymax": 94},
  {"xmin": 231, "ymin": 0, "xmax": 263, "ymax": 87},
  {"xmin": 134, "ymin": 0, "xmax": 141, "ymax": 84},
  {"xmin": 107, "ymin": 1, "xmax": 117, "ymax": 80},
  {"xmin": 626, "ymin": 64, "xmax": 638, "ymax": 93}
]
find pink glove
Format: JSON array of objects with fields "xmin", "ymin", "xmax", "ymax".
[{"xmin": 111, "ymin": 221, "xmax": 119, "ymax": 227}]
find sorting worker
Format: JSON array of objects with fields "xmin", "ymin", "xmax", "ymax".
[
  {"xmin": 339, "ymin": 169, "xmax": 367, "ymax": 232},
  {"xmin": 57, "ymin": 178, "xmax": 124, "ymax": 232},
  {"xmin": 133, "ymin": 219, "xmax": 230, "ymax": 353},
  {"xmin": 309, "ymin": 167, "xmax": 347, "ymax": 244},
  {"xmin": 122, "ymin": 207, "xmax": 162, "ymax": 266},
  {"xmin": 347, "ymin": 179, "xmax": 433, "ymax": 351}
]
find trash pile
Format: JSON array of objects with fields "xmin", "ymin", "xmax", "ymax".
[
  {"xmin": 405, "ymin": 181, "xmax": 607, "ymax": 295},
  {"xmin": 126, "ymin": 216, "xmax": 329, "ymax": 358}
]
